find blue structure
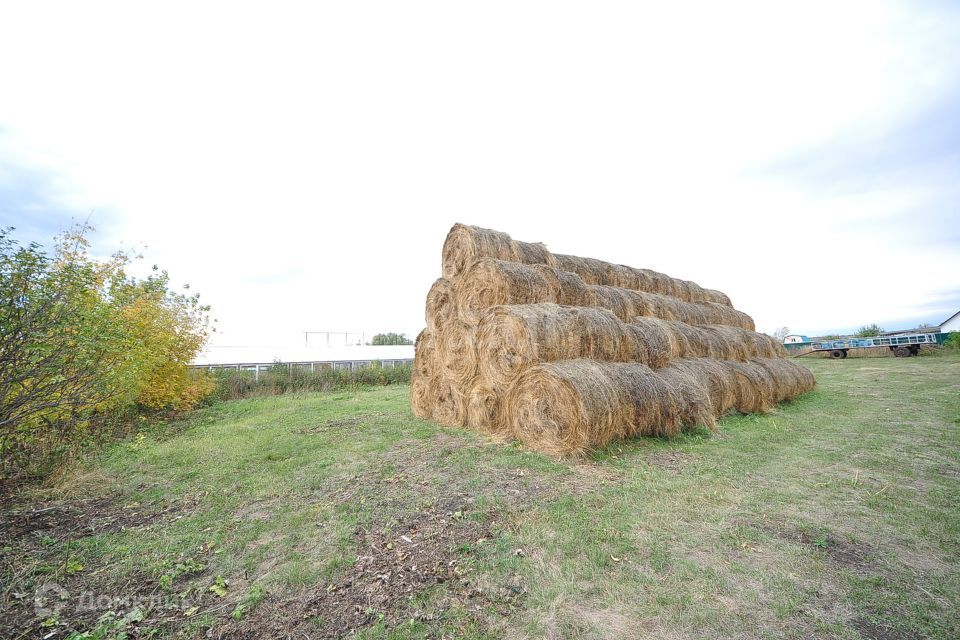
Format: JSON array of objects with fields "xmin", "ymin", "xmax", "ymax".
[{"xmin": 809, "ymin": 333, "xmax": 941, "ymax": 358}]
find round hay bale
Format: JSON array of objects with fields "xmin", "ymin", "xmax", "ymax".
[
  {"xmin": 466, "ymin": 380, "xmax": 508, "ymax": 434},
  {"xmin": 506, "ymin": 359, "xmax": 722, "ymax": 455},
  {"xmin": 668, "ymin": 358, "xmax": 737, "ymax": 416},
  {"xmin": 531, "ymin": 264, "xmax": 592, "ymax": 306},
  {"xmin": 425, "ymin": 278, "xmax": 456, "ymax": 332},
  {"xmin": 442, "ymin": 224, "xmax": 517, "ymax": 278},
  {"xmin": 441, "ymin": 224, "xmax": 555, "ymax": 278},
  {"xmin": 654, "ymin": 361, "xmax": 719, "ymax": 431},
  {"xmin": 438, "ymin": 321, "xmax": 479, "ymax": 386},
  {"xmin": 511, "ymin": 239, "xmax": 556, "ymax": 269},
  {"xmin": 603, "ymin": 263, "xmax": 641, "ymax": 290},
  {"xmin": 410, "ymin": 370, "xmax": 435, "ymax": 419},
  {"xmin": 626, "ymin": 317, "xmax": 683, "ymax": 367},
  {"xmin": 505, "ymin": 360, "xmax": 629, "ymax": 455},
  {"xmin": 413, "ymin": 329, "xmax": 437, "ymax": 378},
  {"xmin": 453, "ymin": 258, "xmax": 555, "ymax": 324},
  {"xmin": 443, "ymin": 224, "xmax": 736, "ymax": 307},
  {"xmin": 751, "ymin": 358, "xmax": 816, "ymax": 401},
  {"xmin": 476, "ymin": 304, "xmax": 642, "ymax": 386},
  {"xmin": 705, "ymin": 288, "xmax": 732, "ymax": 306},
  {"xmin": 723, "ymin": 360, "xmax": 777, "ymax": 413},
  {"xmin": 553, "ymin": 254, "xmax": 609, "ymax": 285},
  {"xmin": 431, "ymin": 375, "xmax": 467, "ymax": 427},
  {"xmin": 698, "ymin": 325, "xmax": 748, "ymax": 360}
]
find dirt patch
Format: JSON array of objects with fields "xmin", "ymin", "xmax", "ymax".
[
  {"xmin": 757, "ymin": 522, "xmax": 872, "ymax": 569},
  {"xmin": 645, "ymin": 450, "xmax": 698, "ymax": 473},
  {"xmin": 2, "ymin": 432, "xmax": 607, "ymax": 639},
  {"xmin": 293, "ymin": 411, "xmax": 405, "ymax": 434},
  {"xmin": 0, "ymin": 496, "xmax": 175, "ymax": 542},
  {"xmin": 0, "ymin": 492, "xmax": 212, "ymax": 640},
  {"xmin": 218, "ymin": 504, "xmax": 521, "ymax": 638},
  {"xmin": 851, "ymin": 616, "xmax": 922, "ymax": 640},
  {"xmin": 214, "ymin": 434, "xmax": 593, "ymax": 638}
]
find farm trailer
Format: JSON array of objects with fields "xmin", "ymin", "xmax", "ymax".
[{"xmin": 807, "ymin": 333, "xmax": 945, "ymax": 359}]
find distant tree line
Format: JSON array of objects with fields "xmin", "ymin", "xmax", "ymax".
[{"xmin": 368, "ymin": 332, "xmax": 413, "ymax": 346}]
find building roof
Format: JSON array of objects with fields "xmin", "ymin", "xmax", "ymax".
[
  {"xmin": 940, "ymin": 310, "xmax": 960, "ymax": 327},
  {"xmin": 192, "ymin": 344, "xmax": 415, "ymax": 366}
]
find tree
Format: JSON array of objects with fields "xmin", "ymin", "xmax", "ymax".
[
  {"xmin": 855, "ymin": 324, "xmax": 884, "ymax": 337},
  {"xmin": 369, "ymin": 332, "xmax": 413, "ymax": 346},
  {"xmin": 0, "ymin": 225, "xmax": 212, "ymax": 467},
  {"xmin": 772, "ymin": 327, "xmax": 791, "ymax": 342}
]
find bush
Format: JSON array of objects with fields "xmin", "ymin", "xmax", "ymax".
[
  {"xmin": 206, "ymin": 363, "xmax": 412, "ymax": 401},
  {"xmin": 0, "ymin": 225, "xmax": 211, "ymax": 473},
  {"xmin": 369, "ymin": 333, "xmax": 414, "ymax": 345},
  {"xmin": 944, "ymin": 332, "xmax": 960, "ymax": 351},
  {"xmin": 855, "ymin": 324, "xmax": 884, "ymax": 337}
]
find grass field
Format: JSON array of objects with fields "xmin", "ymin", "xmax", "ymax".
[{"xmin": 2, "ymin": 354, "xmax": 959, "ymax": 639}]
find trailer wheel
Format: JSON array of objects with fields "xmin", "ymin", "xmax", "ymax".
[
  {"xmin": 841, "ymin": 350, "xmax": 849, "ymax": 358},
  {"xmin": 830, "ymin": 349, "xmax": 844, "ymax": 359},
  {"xmin": 909, "ymin": 346, "xmax": 920, "ymax": 356},
  {"xmin": 894, "ymin": 347, "xmax": 910, "ymax": 357}
]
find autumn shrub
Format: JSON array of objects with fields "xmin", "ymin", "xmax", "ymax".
[
  {"xmin": 0, "ymin": 226, "xmax": 212, "ymax": 474},
  {"xmin": 207, "ymin": 363, "xmax": 412, "ymax": 401}
]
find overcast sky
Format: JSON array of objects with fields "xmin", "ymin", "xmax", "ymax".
[{"xmin": 2, "ymin": 1, "xmax": 958, "ymax": 346}]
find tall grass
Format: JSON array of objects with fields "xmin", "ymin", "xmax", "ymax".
[{"xmin": 204, "ymin": 362, "xmax": 412, "ymax": 401}]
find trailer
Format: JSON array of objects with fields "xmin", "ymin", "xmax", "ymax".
[{"xmin": 808, "ymin": 333, "xmax": 943, "ymax": 359}]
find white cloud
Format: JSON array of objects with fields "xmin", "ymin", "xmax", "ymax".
[{"xmin": 2, "ymin": 0, "xmax": 958, "ymax": 344}]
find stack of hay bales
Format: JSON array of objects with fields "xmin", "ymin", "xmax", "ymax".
[{"xmin": 412, "ymin": 224, "xmax": 815, "ymax": 456}]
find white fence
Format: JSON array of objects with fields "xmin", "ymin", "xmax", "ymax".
[{"xmin": 190, "ymin": 359, "xmax": 413, "ymax": 381}]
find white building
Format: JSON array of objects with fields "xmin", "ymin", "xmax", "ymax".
[
  {"xmin": 192, "ymin": 344, "xmax": 414, "ymax": 367},
  {"xmin": 941, "ymin": 310, "xmax": 960, "ymax": 333}
]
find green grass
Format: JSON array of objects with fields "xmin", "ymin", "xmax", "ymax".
[{"xmin": 4, "ymin": 354, "xmax": 959, "ymax": 639}]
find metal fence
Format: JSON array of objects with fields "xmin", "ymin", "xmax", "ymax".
[{"xmin": 190, "ymin": 359, "xmax": 413, "ymax": 381}]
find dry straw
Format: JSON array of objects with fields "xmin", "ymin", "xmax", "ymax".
[
  {"xmin": 437, "ymin": 320, "xmax": 479, "ymax": 386},
  {"xmin": 442, "ymin": 223, "xmax": 733, "ymax": 306},
  {"xmin": 455, "ymin": 258, "xmax": 754, "ymax": 329},
  {"xmin": 466, "ymin": 380, "xmax": 508, "ymax": 434},
  {"xmin": 425, "ymin": 278, "xmax": 456, "ymax": 332},
  {"xmin": 413, "ymin": 223, "xmax": 815, "ymax": 456},
  {"xmin": 505, "ymin": 357, "xmax": 815, "ymax": 455},
  {"xmin": 442, "ymin": 223, "xmax": 555, "ymax": 280}
]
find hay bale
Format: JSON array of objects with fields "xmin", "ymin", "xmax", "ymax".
[
  {"xmin": 475, "ymin": 304, "xmax": 644, "ymax": 386},
  {"xmin": 473, "ymin": 303, "xmax": 787, "ymax": 387},
  {"xmin": 505, "ymin": 360, "xmax": 630, "ymax": 455},
  {"xmin": 431, "ymin": 374, "xmax": 468, "ymax": 427},
  {"xmin": 425, "ymin": 278, "xmax": 456, "ymax": 332},
  {"xmin": 437, "ymin": 321, "xmax": 479, "ymax": 386},
  {"xmin": 505, "ymin": 356, "xmax": 814, "ymax": 455},
  {"xmin": 444, "ymin": 225, "xmax": 733, "ymax": 307},
  {"xmin": 456, "ymin": 259, "xmax": 754, "ymax": 329},
  {"xmin": 466, "ymin": 380, "xmax": 508, "ymax": 434},
  {"xmin": 410, "ymin": 369, "xmax": 435, "ymax": 419},
  {"xmin": 505, "ymin": 359, "xmax": 718, "ymax": 455},
  {"xmin": 453, "ymin": 258, "xmax": 555, "ymax": 324},
  {"xmin": 668, "ymin": 358, "xmax": 738, "ymax": 416},
  {"xmin": 413, "ymin": 329, "xmax": 437, "ymax": 379},
  {"xmin": 531, "ymin": 264, "xmax": 592, "ymax": 306},
  {"xmin": 416, "ymin": 223, "xmax": 814, "ymax": 454},
  {"xmin": 553, "ymin": 254, "xmax": 609, "ymax": 285},
  {"xmin": 625, "ymin": 317, "xmax": 683, "ymax": 368},
  {"xmin": 442, "ymin": 223, "xmax": 555, "ymax": 278},
  {"xmin": 752, "ymin": 358, "xmax": 816, "ymax": 402},
  {"xmin": 723, "ymin": 360, "xmax": 777, "ymax": 413}
]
